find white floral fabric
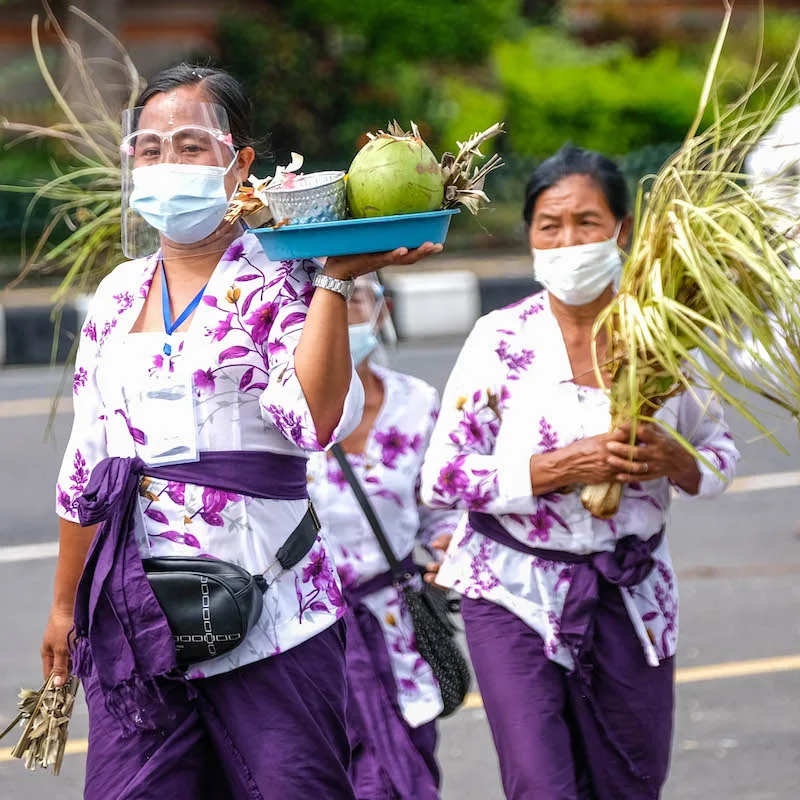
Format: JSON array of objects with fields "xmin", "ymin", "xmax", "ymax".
[
  {"xmin": 56, "ymin": 232, "xmax": 364, "ymax": 679},
  {"xmin": 307, "ymin": 365, "xmax": 460, "ymax": 727},
  {"xmin": 420, "ymin": 291, "xmax": 740, "ymax": 671}
]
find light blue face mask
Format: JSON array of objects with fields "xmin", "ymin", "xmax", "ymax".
[
  {"xmin": 130, "ymin": 158, "xmax": 237, "ymax": 244},
  {"xmin": 348, "ymin": 321, "xmax": 379, "ymax": 366}
]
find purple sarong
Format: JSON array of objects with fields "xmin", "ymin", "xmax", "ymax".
[
  {"xmin": 343, "ymin": 558, "xmax": 441, "ymax": 800},
  {"xmin": 462, "ymin": 592, "xmax": 674, "ymax": 800},
  {"xmin": 72, "ymin": 451, "xmax": 307, "ymax": 733},
  {"xmin": 83, "ymin": 620, "xmax": 355, "ymax": 800},
  {"xmin": 466, "ymin": 512, "xmax": 674, "ymax": 798}
]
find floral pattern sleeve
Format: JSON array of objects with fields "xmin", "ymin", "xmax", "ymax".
[
  {"xmin": 56, "ymin": 284, "xmax": 110, "ymax": 522},
  {"xmin": 414, "ymin": 391, "xmax": 461, "ymax": 557},
  {"xmin": 420, "ymin": 317, "xmax": 537, "ymax": 516},
  {"xmin": 673, "ymin": 358, "xmax": 740, "ymax": 498},
  {"xmin": 259, "ymin": 263, "xmax": 364, "ymax": 451}
]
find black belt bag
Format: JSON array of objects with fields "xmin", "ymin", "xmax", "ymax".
[{"xmin": 143, "ymin": 504, "xmax": 320, "ymax": 668}]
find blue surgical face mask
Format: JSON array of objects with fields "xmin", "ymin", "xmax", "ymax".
[
  {"xmin": 130, "ymin": 159, "xmax": 237, "ymax": 245},
  {"xmin": 348, "ymin": 321, "xmax": 379, "ymax": 366}
]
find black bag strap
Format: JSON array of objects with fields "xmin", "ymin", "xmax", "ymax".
[
  {"xmin": 275, "ymin": 504, "xmax": 321, "ymax": 570},
  {"xmin": 331, "ymin": 444, "xmax": 408, "ymax": 579}
]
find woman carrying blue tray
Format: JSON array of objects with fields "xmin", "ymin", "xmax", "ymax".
[{"xmin": 41, "ymin": 63, "xmax": 441, "ymax": 799}]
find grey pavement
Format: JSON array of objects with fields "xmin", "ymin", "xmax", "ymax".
[{"xmin": 1, "ymin": 343, "xmax": 799, "ymax": 799}]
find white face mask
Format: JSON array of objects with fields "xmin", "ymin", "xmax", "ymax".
[
  {"xmin": 532, "ymin": 223, "xmax": 623, "ymax": 306},
  {"xmin": 348, "ymin": 322, "xmax": 379, "ymax": 366},
  {"xmin": 130, "ymin": 158, "xmax": 237, "ymax": 245}
]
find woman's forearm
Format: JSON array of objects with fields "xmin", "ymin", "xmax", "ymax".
[
  {"xmin": 52, "ymin": 518, "xmax": 96, "ymax": 610},
  {"xmin": 293, "ymin": 285, "xmax": 351, "ymax": 447},
  {"xmin": 529, "ymin": 449, "xmax": 578, "ymax": 496}
]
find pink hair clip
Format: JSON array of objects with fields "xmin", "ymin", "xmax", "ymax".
[
  {"xmin": 222, "ymin": 133, "xmax": 233, "ymax": 146},
  {"xmin": 119, "ymin": 144, "xmax": 135, "ymax": 156}
]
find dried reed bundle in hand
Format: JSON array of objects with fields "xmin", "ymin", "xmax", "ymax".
[
  {"xmin": 582, "ymin": 2, "xmax": 800, "ymax": 518},
  {"xmin": 0, "ymin": 674, "xmax": 80, "ymax": 776}
]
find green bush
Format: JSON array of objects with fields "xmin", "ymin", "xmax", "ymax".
[
  {"xmin": 494, "ymin": 29, "xmax": 706, "ymax": 159},
  {"xmin": 283, "ymin": 0, "xmax": 520, "ymax": 66},
  {"xmin": 0, "ymin": 139, "xmax": 61, "ymax": 258}
]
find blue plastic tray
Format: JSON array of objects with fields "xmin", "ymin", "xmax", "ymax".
[{"xmin": 250, "ymin": 208, "xmax": 460, "ymax": 261}]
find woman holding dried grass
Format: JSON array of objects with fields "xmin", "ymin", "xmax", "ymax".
[{"xmin": 421, "ymin": 145, "xmax": 739, "ymax": 799}]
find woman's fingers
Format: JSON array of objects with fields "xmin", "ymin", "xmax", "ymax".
[
  {"xmin": 50, "ymin": 646, "xmax": 70, "ymax": 687},
  {"xmin": 385, "ymin": 242, "xmax": 443, "ymax": 266},
  {"xmin": 430, "ymin": 533, "xmax": 452, "ymax": 553},
  {"xmin": 606, "ymin": 441, "xmax": 642, "ymax": 460},
  {"xmin": 607, "ymin": 454, "xmax": 650, "ymax": 474},
  {"xmin": 40, "ymin": 646, "xmax": 54, "ymax": 683},
  {"xmin": 325, "ymin": 242, "xmax": 443, "ymax": 279},
  {"xmin": 423, "ymin": 562, "xmax": 441, "ymax": 584}
]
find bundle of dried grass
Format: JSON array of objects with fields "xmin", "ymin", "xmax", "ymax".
[
  {"xmin": 0, "ymin": 674, "xmax": 80, "ymax": 776},
  {"xmin": 583, "ymin": 2, "xmax": 800, "ymax": 518}
]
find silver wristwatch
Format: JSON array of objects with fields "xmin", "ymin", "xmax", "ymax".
[{"xmin": 313, "ymin": 272, "xmax": 355, "ymax": 301}]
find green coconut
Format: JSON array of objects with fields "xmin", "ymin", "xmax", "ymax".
[{"xmin": 347, "ymin": 122, "xmax": 445, "ymax": 218}]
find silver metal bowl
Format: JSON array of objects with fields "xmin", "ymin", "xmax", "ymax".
[{"xmin": 265, "ymin": 171, "xmax": 347, "ymax": 226}]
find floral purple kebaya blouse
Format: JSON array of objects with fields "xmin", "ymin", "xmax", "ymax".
[
  {"xmin": 55, "ymin": 232, "xmax": 364, "ymax": 679},
  {"xmin": 307, "ymin": 365, "xmax": 460, "ymax": 727},
  {"xmin": 420, "ymin": 291, "xmax": 740, "ymax": 671}
]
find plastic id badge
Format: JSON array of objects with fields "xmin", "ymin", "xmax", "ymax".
[{"xmin": 132, "ymin": 374, "xmax": 199, "ymax": 466}]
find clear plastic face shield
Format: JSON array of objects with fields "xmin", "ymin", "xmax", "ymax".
[
  {"xmin": 120, "ymin": 99, "xmax": 239, "ymax": 259},
  {"xmin": 347, "ymin": 275, "xmax": 397, "ymax": 366}
]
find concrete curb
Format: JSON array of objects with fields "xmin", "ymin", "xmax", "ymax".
[{"xmin": 0, "ymin": 275, "xmax": 539, "ymax": 365}]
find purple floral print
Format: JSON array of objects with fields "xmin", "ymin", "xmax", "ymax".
[
  {"xmin": 520, "ymin": 298, "xmax": 545, "ymax": 322},
  {"xmin": 247, "ymin": 301, "xmax": 280, "ymax": 345},
  {"xmin": 210, "ymin": 313, "xmax": 236, "ymax": 342},
  {"xmin": 544, "ymin": 610, "xmax": 562, "ymax": 658},
  {"xmin": 265, "ymin": 406, "xmax": 314, "ymax": 449},
  {"xmin": 198, "ymin": 488, "xmax": 241, "ymax": 526},
  {"xmin": 194, "ymin": 368, "xmax": 216, "ymax": 394},
  {"xmin": 468, "ymin": 539, "xmax": 500, "ymax": 594},
  {"xmin": 538, "ymin": 418, "xmax": 558, "ymax": 453},
  {"xmin": 296, "ymin": 546, "xmax": 346, "ymax": 622},
  {"xmin": 73, "ymin": 367, "xmax": 88, "ymax": 394},
  {"xmin": 375, "ymin": 426, "xmax": 413, "ymax": 469},
  {"xmin": 57, "ymin": 449, "xmax": 90, "ymax": 515},
  {"xmin": 114, "ymin": 291, "xmax": 134, "ymax": 312},
  {"xmin": 527, "ymin": 502, "xmax": 568, "ymax": 543},
  {"xmin": 83, "ymin": 319, "xmax": 97, "ymax": 342},
  {"xmin": 434, "ymin": 456, "xmax": 471, "ymax": 498},
  {"xmin": 495, "ymin": 339, "xmax": 535, "ymax": 378},
  {"xmin": 222, "ymin": 240, "xmax": 245, "ymax": 262}
]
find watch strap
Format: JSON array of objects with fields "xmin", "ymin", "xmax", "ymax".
[{"xmin": 313, "ymin": 273, "xmax": 354, "ymax": 301}]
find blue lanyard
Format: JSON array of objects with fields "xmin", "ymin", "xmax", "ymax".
[{"xmin": 161, "ymin": 262, "xmax": 208, "ymax": 355}]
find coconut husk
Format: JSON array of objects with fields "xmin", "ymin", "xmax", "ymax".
[{"xmin": 0, "ymin": 674, "xmax": 80, "ymax": 776}]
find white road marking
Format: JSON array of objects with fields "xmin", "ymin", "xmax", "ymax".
[
  {"xmin": 0, "ymin": 542, "xmax": 59, "ymax": 563},
  {"xmin": 0, "ymin": 396, "xmax": 71, "ymax": 419}
]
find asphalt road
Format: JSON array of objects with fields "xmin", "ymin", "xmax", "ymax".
[{"xmin": 1, "ymin": 344, "xmax": 799, "ymax": 800}]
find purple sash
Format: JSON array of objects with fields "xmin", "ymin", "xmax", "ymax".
[
  {"xmin": 469, "ymin": 511, "xmax": 662, "ymax": 663},
  {"xmin": 343, "ymin": 554, "xmax": 417, "ymax": 608},
  {"xmin": 72, "ymin": 451, "xmax": 307, "ymax": 733}
]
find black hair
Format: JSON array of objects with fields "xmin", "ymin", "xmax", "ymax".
[
  {"xmin": 134, "ymin": 64, "xmax": 258, "ymax": 153},
  {"xmin": 523, "ymin": 144, "xmax": 629, "ymax": 226}
]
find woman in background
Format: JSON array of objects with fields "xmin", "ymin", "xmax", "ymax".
[
  {"xmin": 421, "ymin": 145, "xmax": 739, "ymax": 800},
  {"xmin": 308, "ymin": 276, "xmax": 459, "ymax": 799}
]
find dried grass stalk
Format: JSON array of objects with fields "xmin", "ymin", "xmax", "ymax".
[
  {"xmin": 0, "ymin": 674, "xmax": 80, "ymax": 776},
  {"xmin": 1, "ymin": 3, "xmax": 142, "ymax": 302},
  {"xmin": 582, "ymin": 2, "xmax": 800, "ymax": 518}
]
